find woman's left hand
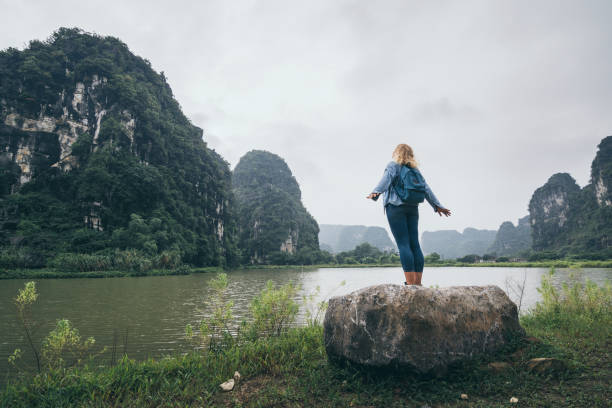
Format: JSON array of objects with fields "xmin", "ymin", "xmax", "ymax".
[
  {"xmin": 436, "ymin": 207, "xmax": 451, "ymax": 217},
  {"xmin": 366, "ymin": 193, "xmax": 380, "ymax": 200}
]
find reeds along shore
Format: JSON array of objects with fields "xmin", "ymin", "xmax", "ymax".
[{"xmin": 2, "ymin": 259, "xmax": 612, "ymax": 280}]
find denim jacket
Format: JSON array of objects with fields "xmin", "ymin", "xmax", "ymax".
[{"xmin": 372, "ymin": 161, "xmax": 444, "ymax": 212}]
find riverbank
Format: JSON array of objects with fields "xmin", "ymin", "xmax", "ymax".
[
  {"xmin": 1, "ymin": 274, "xmax": 610, "ymax": 407},
  {"xmin": 2, "ymin": 259, "xmax": 611, "ymax": 280},
  {"xmin": 317, "ymin": 259, "xmax": 612, "ymax": 268},
  {"xmin": 425, "ymin": 259, "xmax": 612, "ymax": 268},
  {"xmin": 0, "ymin": 266, "xmax": 224, "ymax": 280}
]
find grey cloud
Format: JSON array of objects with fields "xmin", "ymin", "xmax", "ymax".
[
  {"xmin": 1, "ymin": 0, "xmax": 611, "ymax": 235},
  {"xmin": 412, "ymin": 98, "xmax": 481, "ymax": 124}
]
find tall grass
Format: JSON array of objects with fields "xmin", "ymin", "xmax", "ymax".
[
  {"xmin": 0, "ymin": 248, "xmax": 45, "ymax": 269},
  {"xmin": 519, "ymin": 268, "xmax": 612, "ymax": 368},
  {"xmin": 522, "ymin": 268, "xmax": 611, "ymax": 333},
  {"xmin": 1, "ymin": 325, "xmax": 326, "ymax": 408},
  {"xmin": 48, "ymin": 250, "xmax": 182, "ymax": 273}
]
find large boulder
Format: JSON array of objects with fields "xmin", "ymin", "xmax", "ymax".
[{"xmin": 323, "ymin": 284, "xmax": 525, "ymax": 374}]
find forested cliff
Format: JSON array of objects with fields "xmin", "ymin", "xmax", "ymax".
[
  {"xmin": 232, "ymin": 150, "xmax": 319, "ymax": 264},
  {"xmin": 486, "ymin": 216, "xmax": 532, "ymax": 257},
  {"xmin": 0, "ymin": 28, "xmax": 238, "ymax": 267},
  {"xmin": 528, "ymin": 136, "xmax": 612, "ymax": 257}
]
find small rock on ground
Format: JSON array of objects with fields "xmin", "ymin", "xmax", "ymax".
[
  {"xmin": 220, "ymin": 378, "xmax": 235, "ymax": 391},
  {"xmin": 487, "ymin": 361, "xmax": 512, "ymax": 372},
  {"xmin": 526, "ymin": 357, "xmax": 566, "ymax": 374}
]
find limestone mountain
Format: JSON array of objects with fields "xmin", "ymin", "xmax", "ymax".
[
  {"xmin": 0, "ymin": 28, "xmax": 237, "ymax": 266},
  {"xmin": 319, "ymin": 224, "xmax": 395, "ymax": 253},
  {"xmin": 486, "ymin": 215, "xmax": 532, "ymax": 257},
  {"xmin": 421, "ymin": 228, "xmax": 497, "ymax": 259},
  {"xmin": 592, "ymin": 136, "xmax": 612, "ymax": 208},
  {"xmin": 232, "ymin": 150, "xmax": 319, "ymax": 264},
  {"xmin": 528, "ymin": 136, "xmax": 612, "ymax": 257},
  {"xmin": 529, "ymin": 173, "xmax": 581, "ymax": 250}
]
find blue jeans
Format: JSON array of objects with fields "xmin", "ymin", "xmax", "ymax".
[{"xmin": 385, "ymin": 204, "xmax": 424, "ymax": 272}]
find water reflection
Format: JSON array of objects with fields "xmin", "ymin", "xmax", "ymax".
[{"xmin": 1, "ymin": 266, "xmax": 610, "ymax": 379}]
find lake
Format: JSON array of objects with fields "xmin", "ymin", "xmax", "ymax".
[{"xmin": 1, "ymin": 266, "xmax": 610, "ymax": 378}]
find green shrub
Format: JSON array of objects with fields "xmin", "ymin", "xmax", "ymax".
[
  {"xmin": 154, "ymin": 250, "xmax": 182, "ymax": 269},
  {"xmin": 424, "ymin": 252, "xmax": 441, "ymax": 263},
  {"xmin": 186, "ymin": 274, "xmax": 323, "ymax": 352},
  {"xmin": 534, "ymin": 268, "xmax": 610, "ymax": 319},
  {"xmin": 522, "ymin": 268, "xmax": 612, "ymax": 339},
  {"xmin": 457, "ymin": 254, "xmax": 480, "ymax": 263},
  {"xmin": 11, "ymin": 282, "xmax": 103, "ymax": 376},
  {"xmin": 48, "ymin": 248, "xmax": 181, "ymax": 273},
  {"xmin": 50, "ymin": 253, "xmax": 113, "ymax": 272},
  {"xmin": 0, "ymin": 248, "xmax": 46, "ymax": 269},
  {"xmin": 172, "ymin": 264, "xmax": 191, "ymax": 275},
  {"xmin": 249, "ymin": 280, "xmax": 300, "ymax": 337},
  {"xmin": 14, "ymin": 281, "xmax": 41, "ymax": 372},
  {"xmin": 301, "ymin": 280, "xmax": 345, "ymax": 326},
  {"xmin": 112, "ymin": 249, "xmax": 152, "ymax": 273},
  {"xmin": 42, "ymin": 319, "xmax": 98, "ymax": 370},
  {"xmin": 186, "ymin": 272, "xmax": 235, "ymax": 352}
]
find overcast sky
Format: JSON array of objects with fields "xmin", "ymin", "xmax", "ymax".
[{"xmin": 2, "ymin": 0, "xmax": 611, "ymax": 236}]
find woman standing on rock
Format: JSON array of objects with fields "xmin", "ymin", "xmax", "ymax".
[{"xmin": 366, "ymin": 144, "xmax": 451, "ymax": 286}]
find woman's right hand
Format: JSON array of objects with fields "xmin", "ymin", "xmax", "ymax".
[
  {"xmin": 436, "ymin": 207, "xmax": 451, "ymax": 217},
  {"xmin": 366, "ymin": 192, "xmax": 380, "ymax": 200}
]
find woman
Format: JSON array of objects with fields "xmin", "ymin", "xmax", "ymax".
[{"xmin": 366, "ymin": 144, "xmax": 451, "ymax": 286}]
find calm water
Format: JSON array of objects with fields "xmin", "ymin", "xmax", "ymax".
[{"xmin": 1, "ymin": 266, "xmax": 610, "ymax": 378}]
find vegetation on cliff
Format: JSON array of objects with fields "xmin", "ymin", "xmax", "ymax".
[
  {"xmin": 528, "ymin": 136, "xmax": 612, "ymax": 258},
  {"xmin": 232, "ymin": 150, "xmax": 319, "ymax": 264},
  {"xmin": 0, "ymin": 28, "xmax": 238, "ymax": 268}
]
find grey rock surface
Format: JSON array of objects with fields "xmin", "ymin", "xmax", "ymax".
[{"xmin": 323, "ymin": 284, "xmax": 525, "ymax": 374}]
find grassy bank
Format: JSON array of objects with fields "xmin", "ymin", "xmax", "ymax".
[
  {"xmin": 0, "ymin": 266, "xmax": 224, "ymax": 280},
  {"xmin": 316, "ymin": 259, "xmax": 612, "ymax": 268},
  {"xmin": 425, "ymin": 259, "xmax": 612, "ymax": 268},
  {"xmin": 2, "ymin": 272, "xmax": 610, "ymax": 407},
  {"xmin": 3, "ymin": 259, "xmax": 611, "ymax": 280}
]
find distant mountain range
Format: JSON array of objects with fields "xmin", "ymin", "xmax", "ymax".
[
  {"xmin": 319, "ymin": 224, "xmax": 395, "ymax": 253},
  {"xmin": 421, "ymin": 228, "xmax": 497, "ymax": 259},
  {"xmin": 421, "ymin": 216, "xmax": 532, "ymax": 259}
]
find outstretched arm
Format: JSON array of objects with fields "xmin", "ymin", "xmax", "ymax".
[
  {"xmin": 372, "ymin": 165, "xmax": 393, "ymax": 194},
  {"xmin": 423, "ymin": 179, "xmax": 451, "ymax": 217},
  {"xmin": 366, "ymin": 163, "xmax": 394, "ymax": 200}
]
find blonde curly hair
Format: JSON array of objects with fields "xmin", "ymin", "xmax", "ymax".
[{"xmin": 392, "ymin": 144, "xmax": 418, "ymax": 168}]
